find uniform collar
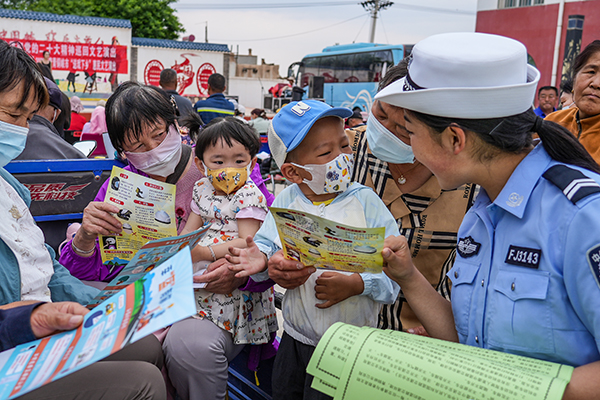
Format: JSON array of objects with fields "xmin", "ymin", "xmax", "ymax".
[{"xmin": 490, "ymin": 144, "xmax": 552, "ymax": 218}]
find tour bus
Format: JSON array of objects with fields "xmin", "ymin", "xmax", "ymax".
[{"xmin": 294, "ymin": 42, "xmax": 412, "ymax": 112}]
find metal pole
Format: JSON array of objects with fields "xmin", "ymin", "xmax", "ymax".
[
  {"xmin": 368, "ymin": 0, "xmax": 379, "ymax": 43},
  {"xmin": 205, "ymin": 22, "xmax": 208, "ymax": 43},
  {"xmin": 550, "ymin": 0, "xmax": 565, "ymax": 87}
]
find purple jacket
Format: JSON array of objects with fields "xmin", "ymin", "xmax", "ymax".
[{"xmin": 60, "ymin": 162, "xmax": 274, "ymax": 292}]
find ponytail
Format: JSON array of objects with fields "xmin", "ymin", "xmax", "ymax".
[{"xmin": 536, "ymin": 119, "xmax": 600, "ymax": 173}]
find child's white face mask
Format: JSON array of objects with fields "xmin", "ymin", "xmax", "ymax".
[{"xmin": 292, "ymin": 153, "xmax": 354, "ymax": 195}]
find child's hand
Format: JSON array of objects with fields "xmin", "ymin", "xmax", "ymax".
[
  {"xmin": 382, "ymin": 235, "xmax": 417, "ymax": 285},
  {"xmin": 226, "ymin": 236, "xmax": 268, "ymax": 278},
  {"xmin": 314, "ymin": 272, "xmax": 364, "ymax": 309},
  {"xmin": 407, "ymin": 326, "xmax": 430, "ymax": 337}
]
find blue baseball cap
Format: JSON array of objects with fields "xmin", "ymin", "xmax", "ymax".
[{"xmin": 268, "ymin": 100, "xmax": 353, "ymax": 167}]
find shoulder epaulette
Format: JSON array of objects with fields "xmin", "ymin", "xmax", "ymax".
[{"xmin": 542, "ymin": 165, "xmax": 600, "ymax": 204}]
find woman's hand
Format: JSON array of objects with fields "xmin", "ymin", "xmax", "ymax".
[
  {"xmin": 315, "ymin": 272, "xmax": 363, "ymax": 309},
  {"xmin": 193, "ymin": 258, "xmax": 248, "ymax": 294},
  {"xmin": 268, "ymin": 250, "xmax": 316, "ymax": 290},
  {"xmin": 382, "ymin": 235, "xmax": 418, "ymax": 285},
  {"xmin": 226, "ymin": 236, "xmax": 268, "ymax": 278},
  {"xmin": 79, "ymin": 202, "xmax": 122, "ymax": 239},
  {"xmin": 72, "ymin": 202, "xmax": 122, "ymax": 256}
]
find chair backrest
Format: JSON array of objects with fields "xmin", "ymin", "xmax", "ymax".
[{"xmin": 80, "ymin": 132, "xmax": 107, "ymax": 157}]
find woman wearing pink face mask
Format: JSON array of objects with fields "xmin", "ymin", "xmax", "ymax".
[
  {"xmin": 59, "ymin": 82, "xmax": 202, "ymax": 282},
  {"xmin": 59, "ymin": 82, "xmax": 273, "ymax": 285}
]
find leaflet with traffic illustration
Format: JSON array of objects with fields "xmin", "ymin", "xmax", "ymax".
[
  {"xmin": 270, "ymin": 207, "xmax": 385, "ymax": 274},
  {"xmin": 0, "ymin": 248, "xmax": 196, "ymax": 400},
  {"xmin": 308, "ymin": 323, "xmax": 574, "ymax": 400},
  {"xmin": 88, "ymin": 226, "xmax": 210, "ymax": 309},
  {"xmin": 99, "ymin": 166, "xmax": 178, "ymax": 266}
]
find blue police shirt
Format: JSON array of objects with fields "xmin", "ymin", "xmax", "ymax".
[
  {"xmin": 449, "ymin": 144, "xmax": 600, "ymax": 367},
  {"xmin": 193, "ymin": 93, "xmax": 235, "ymax": 125}
]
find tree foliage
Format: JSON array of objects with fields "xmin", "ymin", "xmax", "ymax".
[{"xmin": 1, "ymin": 0, "xmax": 184, "ymax": 40}]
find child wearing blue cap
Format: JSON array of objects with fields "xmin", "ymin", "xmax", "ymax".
[{"xmin": 227, "ymin": 100, "xmax": 400, "ymax": 400}]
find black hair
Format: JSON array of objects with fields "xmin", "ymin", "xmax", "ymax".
[
  {"xmin": 408, "ymin": 108, "xmax": 600, "ymax": 174},
  {"xmin": 572, "ymin": 40, "xmax": 600, "ymax": 78},
  {"xmin": 378, "ymin": 57, "xmax": 410, "ymax": 91},
  {"xmin": 179, "ymin": 110, "xmax": 204, "ymax": 142},
  {"xmin": 54, "ymin": 91, "xmax": 71, "ymax": 137},
  {"xmin": 194, "ymin": 117, "xmax": 260, "ymax": 161},
  {"xmin": 538, "ymin": 86, "xmax": 558, "ymax": 96},
  {"xmin": 159, "ymin": 68, "xmax": 177, "ymax": 87},
  {"xmin": 0, "ymin": 41, "xmax": 48, "ymax": 110},
  {"xmin": 42, "ymin": 50, "xmax": 50, "ymax": 57},
  {"xmin": 105, "ymin": 81, "xmax": 177, "ymax": 153},
  {"xmin": 207, "ymin": 73, "xmax": 226, "ymax": 92},
  {"xmin": 251, "ymin": 108, "xmax": 267, "ymax": 119},
  {"xmin": 560, "ymin": 79, "xmax": 573, "ymax": 94}
]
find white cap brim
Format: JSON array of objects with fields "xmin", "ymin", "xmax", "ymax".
[{"xmin": 375, "ymin": 64, "xmax": 540, "ymax": 119}]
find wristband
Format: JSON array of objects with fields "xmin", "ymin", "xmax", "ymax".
[
  {"xmin": 71, "ymin": 241, "xmax": 95, "ymax": 255},
  {"xmin": 207, "ymin": 245, "xmax": 217, "ymax": 261}
]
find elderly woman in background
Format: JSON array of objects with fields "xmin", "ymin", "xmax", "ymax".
[
  {"xmin": 69, "ymin": 95, "xmax": 87, "ymax": 133},
  {"xmin": 546, "ymin": 40, "xmax": 600, "ymax": 162}
]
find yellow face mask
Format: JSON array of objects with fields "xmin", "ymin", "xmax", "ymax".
[{"xmin": 205, "ymin": 163, "xmax": 252, "ymax": 194}]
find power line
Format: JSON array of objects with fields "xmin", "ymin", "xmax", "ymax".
[
  {"xmin": 211, "ymin": 14, "xmax": 366, "ymax": 42},
  {"xmin": 352, "ymin": 14, "xmax": 370, "ymax": 43},
  {"xmin": 174, "ymin": 1, "xmax": 475, "ymax": 15},
  {"xmin": 176, "ymin": 2, "xmax": 357, "ymax": 9}
]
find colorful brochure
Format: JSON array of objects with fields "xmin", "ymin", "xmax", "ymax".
[
  {"xmin": 88, "ymin": 226, "xmax": 210, "ymax": 309},
  {"xmin": 270, "ymin": 207, "xmax": 385, "ymax": 274},
  {"xmin": 0, "ymin": 248, "xmax": 196, "ymax": 400},
  {"xmin": 308, "ymin": 323, "xmax": 574, "ymax": 400},
  {"xmin": 99, "ymin": 166, "xmax": 178, "ymax": 266}
]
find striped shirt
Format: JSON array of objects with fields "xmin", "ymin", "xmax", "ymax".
[{"xmin": 348, "ymin": 126, "xmax": 477, "ymax": 331}]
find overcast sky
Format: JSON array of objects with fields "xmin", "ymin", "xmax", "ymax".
[{"xmin": 173, "ymin": 0, "xmax": 478, "ymax": 76}]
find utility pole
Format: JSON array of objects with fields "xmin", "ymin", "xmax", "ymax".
[{"xmin": 361, "ymin": 0, "xmax": 394, "ymax": 43}]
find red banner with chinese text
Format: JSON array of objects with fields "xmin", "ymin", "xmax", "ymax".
[{"xmin": 2, "ymin": 38, "xmax": 128, "ymax": 74}]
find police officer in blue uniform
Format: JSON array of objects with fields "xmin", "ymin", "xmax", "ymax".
[{"xmin": 376, "ymin": 32, "xmax": 600, "ymax": 398}]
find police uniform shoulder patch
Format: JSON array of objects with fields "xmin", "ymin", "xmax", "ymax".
[
  {"xmin": 543, "ymin": 165, "xmax": 600, "ymax": 204},
  {"xmin": 457, "ymin": 236, "xmax": 480, "ymax": 258},
  {"xmin": 586, "ymin": 244, "xmax": 600, "ymax": 289}
]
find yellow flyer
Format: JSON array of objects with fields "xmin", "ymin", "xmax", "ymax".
[
  {"xmin": 99, "ymin": 166, "xmax": 177, "ymax": 266},
  {"xmin": 270, "ymin": 207, "xmax": 385, "ymax": 274}
]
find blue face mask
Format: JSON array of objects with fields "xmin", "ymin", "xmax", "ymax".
[
  {"xmin": 0, "ymin": 120, "xmax": 28, "ymax": 167},
  {"xmin": 365, "ymin": 111, "xmax": 414, "ymax": 164}
]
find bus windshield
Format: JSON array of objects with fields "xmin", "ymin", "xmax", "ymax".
[{"xmin": 297, "ymin": 43, "xmax": 411, "ymax": 112}]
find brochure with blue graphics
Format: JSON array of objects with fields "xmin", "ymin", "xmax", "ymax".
[{"xmin": 0, "ymin": 248, "xmax": 195, "ymax": 400}]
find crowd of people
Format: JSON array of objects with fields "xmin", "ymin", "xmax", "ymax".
[{"xmin": 1, "ymin": 30, "xmax": 600, "ymax": 400}]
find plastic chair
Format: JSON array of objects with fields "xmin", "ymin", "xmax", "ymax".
[{"xmin": 80, "ymin": 132, "xmax": 107, "ymax": 157}]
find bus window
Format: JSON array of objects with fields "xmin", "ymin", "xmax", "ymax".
[
  {"xmin": 371, "ymin": 50, "xmax": 393, "ymax": 82},
  {"xmin": 319, "ymin": 56, "xmax": 337, "ymax": 83},
  {"xmin": 300, "ymin": 57, "xmax": 319, "ymax": 87},
  {"xmin": 336, "ymin": 54, "xmax": 357, "ymax": 83},
  {"xmin": 354, "ymin": 52, "xmax": 373, "ymax": 82}
]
